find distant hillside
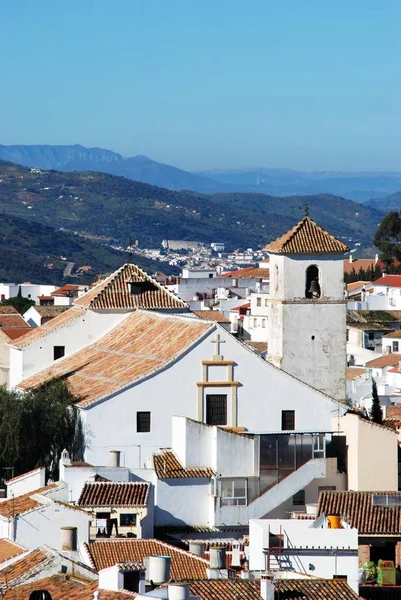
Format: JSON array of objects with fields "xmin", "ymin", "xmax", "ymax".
[
  {"xmin": 363, "ymin": 191, "xmax": 401, "ymax": 212},
  {"xmin": 0, "ymin": 144, "xmax": 228, "ymax": 194},
  {"xmin": 0, "ymin": 160, "xmax": 383, "ymax": 253},
  {"xmin": 0, "ymin": 198, "xmax": 175, "ymax": 285},
  {"xmin": 2, "ymin": 144, "xmax": 401, "ymax": 201}
]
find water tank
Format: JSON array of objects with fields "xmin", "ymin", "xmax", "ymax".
[
  {"xmin": 189, "ymin": 542, "xmax": 205, "ymax": 557},
  {"xmin": 209, "ymin": 548, "xmax": 226, "ymax": 569},
  {"xmin": 109, "ymin": 450, "xmax": 121, "ymax": 467},
  {"xmin": 60, "ymin": 526, "xmax": 77, "ymax": 552},
  {"xmin": 147, "ymin": 556, "xmax": 171, "ymax": 585},
  {"xmin": 327, "ymin": 514, "xmax": 341, "ymax": 529},
  {"xmin": 168, "ymin": 584, "xmax": 190, "ymax": 600}
]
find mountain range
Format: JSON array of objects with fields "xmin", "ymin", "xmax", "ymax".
[{"xmin": 1, "ymin": 144, "xmax": 401, "ymax": 203}]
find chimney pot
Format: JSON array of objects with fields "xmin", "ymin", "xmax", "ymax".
[
  {"xmin": 260, "ymin": 576, "xmax": 275, "ymax": 600},
  {"xmin": 60, "ymin": 526, "xmax": 77, "ymax": 552}
]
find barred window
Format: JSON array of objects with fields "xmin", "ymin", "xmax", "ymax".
[
  {"xmin": 206, "ymin": 395, "xmax": 227, "ymax": 426},
  {"xmin": 281, "ymin": 410, "xmax": 295, "ymax": 431},
  {"xmin": 137, "ymin": 411, "xmax": 151, "ymax": 432}
]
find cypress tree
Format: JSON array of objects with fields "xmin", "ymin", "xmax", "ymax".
[{"xmin": 370, "ymin": 379, "xmax": 383, "ymax": 424}]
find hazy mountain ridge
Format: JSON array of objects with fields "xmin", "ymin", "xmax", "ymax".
[
  {"xmin": 1, "ymin": 144, "xmax": 401, "ymax": 201},
  {"xmin": 0, "ymin": 160, "xmax": 384, "ymax": 254}
]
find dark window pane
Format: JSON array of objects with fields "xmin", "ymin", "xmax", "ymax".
[
  {"xmin": 120, "ymin": 513, "xmax": 137, "ymax": 526},
  {"xmin": 281, "ymin": 410, "xmax": 295, "ymax": 431},
  {"xmin": 137, "ymin": 411, "xmax": 151, "ymax": 432},
  {"xmin": 54, "ymin": 346, "xmax": 65, "ymax": 360},
  {"xmin": 293, "ymin": 490, "xmax": 305, "ymax": 506},
  {"xmin": 206, "ymin": 395, "xmax": 227, "ymax": 425}
]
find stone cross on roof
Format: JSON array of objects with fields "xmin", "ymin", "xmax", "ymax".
[{"xmin": 211, "ymin": 332, "xmax": 225, "ymax": 360}]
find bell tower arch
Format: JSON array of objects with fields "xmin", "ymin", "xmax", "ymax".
[{"xmin": 264, "ymin": 216, "xmax": 349, "ymax": 401}]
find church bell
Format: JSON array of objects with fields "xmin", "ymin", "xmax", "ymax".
[{"xmin": 308, "ymin": 279, "xmax": 320, "ymax": 296}]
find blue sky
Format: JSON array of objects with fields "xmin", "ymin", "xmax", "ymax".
[{"xmin": 1, "ymin": 0, "xmax": 400, "ymax": 171}]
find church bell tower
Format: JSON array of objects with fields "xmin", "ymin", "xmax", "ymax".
[{"xmin": 265, "ymin": 216, "xmax": 349, "ymax": 401}]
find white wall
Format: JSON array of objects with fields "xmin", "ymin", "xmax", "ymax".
[
  {"xmin": 6, "ymin": 467, "xmax": 46, "ymax": 499},
  {"xmin": 10, "ymin": 309, "xmax": 129, "ymax": 387},
  {"xmin": 23, "ymin": 306, "xmax": 41, "ymax": 328},
  {"xmin": 13, "ymin": 501, "xmax": 90, "ymax": 552},
  {"xmin": 19, "ymin": 284, "xmax": 56, "ymax": 304},
  {"xmin": 249, "ymin": 519, "xmax": 359, "ymax": 592},
  {"xmin": 83, "ymin": 327, "xmax": 344, "ymax": 470},
  {"xmin": 0, "ymin": 284, "xmax": 18, "ymax": 301},
  {"xmin": 154, "ymin": 478, "xmax": 210, "ymax": 526}
]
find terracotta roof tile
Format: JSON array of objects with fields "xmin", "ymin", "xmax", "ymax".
[
  {"xmin": 383, "ymin": 330, "xmax": 401, "ymax": 339},
  {"xmin": 346, "ymin": 280, "xmax": 370, "ymax": 292},
  {"xmin": 5, "ymin": 466, "xmax": 43, "ymax": 484},
  {"xmin": 11, "ymin": 306, "xmax": 85, "ymax": 348},
  {"xmin": 85, "ymin": 539, "xmax": 209, "ymax": 579},
  {"xmin": 383, "ymin": 418, "xmax": 401, "ymax": 432},
  {"xmin": 75, "ymin": 262, "xmax": 187, "ymax": 310},
  {"xmin": 365, "ymin": 353, "xmax": 401, "ymax": 369},
  {"xmin": 175, "ymin": 578, "xmax": 360, "ymax": 600},
  {"xmin": 19, "ymin": 311, "xmax": 214, "ymax": 408},
  {"xmin": 0, "ymin": 540, "xmax": 26, "ymax": 565},
  {"xmin": 264, "ymin": 217, "xmax": 349, "ymax": 254},
  {"xmin": 0, "ymin": 484, "xmax": 58, "ymax": 519},
  {"xmin": 192, "ymin": 310, "xmax": 230, "ymax": 323},
  {"xmin": 0, "ymin": 314, "xmax": 29, "ymax": 329},
  {"xmin": 218, "ymin": 267, "xmax": 269, "ymax": 279},
  {"xmin": 1, "ymin": 327, "xmax": 32, "ymax": 340},
  {"xmin": 34, "ymin": 306, "xmax": 70, "ymax": 319},
  {"xmin": 78, "ymin": 482, "xmax": 150, "ymax": 508},
  {"xmin": 346, "ymin": 367, "xmax": 366, "ymax": 380},
  {"xmin": 318, "ymin": 490, "xmax": 401, "ymax": 535},
  {"xmin": 0, "ymin": 548, "xmax": 51, "ymax": 587},
  {"xmin": 52, "ymin": 284, "xmax": 79, "ymax": 296},
  {"xmin": 386, "ymin": 405, "xmax": 401, "ymax": 419},
  {"xmin": 343, "ymin": 258, "xmax": 380, "ymax": 275},
  {"xmin": 373, "ymin": 275, "xmax": 401, "ymax": 288},
  {"xmin": 153, "ymin": 449, "xmax": 214, "ymax": 480},
  {"xmin": 3, "ymin": 575, "xmax": 87, "ymax": 599},
  {"xmin": 245, "ymin": 341, "xmax": 267, "ymax": 355},
  {"xmin": 0, "ymin": 307, "xmax": 18, "ymax": 315}
]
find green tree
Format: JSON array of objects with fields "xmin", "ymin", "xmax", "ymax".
[
  {"xmin": 374, "ymin": 211, "xmax": 401, "ymax": 267},
  {"xmin": 0, "ymin": 289, "xmax": 35, "ymax": 315},
  {"xmin": 0, "ymin": 379, "xmax": 85, "ymax": 481},
  {"xmin": 369, "ymin": 379, "xmax": 383, "ymax": 424}
]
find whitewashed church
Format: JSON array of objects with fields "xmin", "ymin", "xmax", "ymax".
[{"xmin": 8, "ymin": 217, "xmax": 354, "ymax": 520}]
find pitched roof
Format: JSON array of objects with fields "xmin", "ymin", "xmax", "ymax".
[
  {"xmin": 19, "ymin": 311, "xmax": 214, "ymax": 408},
  {"xmin": 0, "ymin": 548, "xmax": 50, "ymax": 587},
  {"xmin": 373, "ymin": 275, "xmax": 401, "ymax": 288},
  {"xmin": 5, "ymin": 466, "xmax": 43, "ymax": 484},
  {"xmin": 0, "ymin": 539, "xmax": 26, "ymax": 564},
  {"xmin": 153, "ymin": 449, "xmax": 215, "ymax": 479},
  {"xmin": 84, "ymin": 539, "xmax": 209, "ymax": 579},
  {"xmin": 218, "ymin": 267, "xmax": 270, "ymax": 279},
  {"xmin": 347, "ymin": 280, "xmax": 370, "ymax": 292},
  {"xmin": 365, "ymin": 353, "xmax": 401, "ymax": 369},
  {"xmin": 10, "ymin": 306, "xmax": 85, "ymax": 348},
  {"xmin": 383, "ymin": 330, "xmax": 401, "ymax": 339},
  {"xmin": 184, "ymin": 578, "xmax": 360, "ymax": 600},
  {"xmin": 0, "ymin": 327, "xmax": 32, "ymax": 340},
  {"xmin": 2, "ymin": 575, "xmax": 87, "ymax": 600},
  {"xmin": 0, "ymin": 314, "xmax": 29, "ymax": 329},
  {"xmin": 0, "ymin": 484, "xmax": 58, "ymax": 519},
  {"xmin": 264, "ymin": 216, "xmax": 349, "ymax": 254},
  {"xmin": 318, "ymin": 490, "xmax": 401, "ymax": 535},
  {"xmin": 34, "ymin": 305, "xmax": 70, "ymax": 319},
  {"xmin": 192, "ymin": 310, "xmax": 230, "ymax": 323},
  {"xmin": 0, "ymin": 306, "xmax": 18, "ymax": 315},
  {"xmin": 343, "ymin": 258, "xmax": 380, "ymax": 275},
  {"xmin": 52, "ymin": 284, "xmax": 79, "ymax": 296},
  {"xmin": 346, "ymin": 367, "xmax": 366, "ymax": 381},
  {"xmin": 78, "ymin": 481, "xmax": 150, "ymax": 508},
  {"xmin": 245, "ymin": 341, "xmax": 267, "ymax": 355},
  {"xmin": 386, "ymin": 405, "xmax": 401, "ymax": 419},
  {"xmin": 75, "ymin": 262, "xmax": 187, "ymax": 310}
]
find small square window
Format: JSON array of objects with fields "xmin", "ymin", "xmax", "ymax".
[
  {"xmin": 120, "ymin": 513, "xmax": 137, "ymax": 526},
  {"xmin": 253, "ymin": 318, "xmax": 257, "ymax": 327},
  {"xmin": 282, "ymin": 410, "xmax": 295, "ymax": 431},
  {"xmin": 53, "ymin": 346, "xmax": 65, "ymax": 360},
  {"xmin": 262, "ymin": 319, "xmax": 266, "ymax": 328},
  {"xmin": 265, "ymin": 299, "xmax": 268, "ymax": 307},
  {"xmin": 137, "ymin": 411, "xmax": 151, "ymax": 433},
  {"xmin": 393, "ymin": 341, "xmax": 399, "ymax": 352},
  {"xmin": 256, "ymin": 297, "xmax": 261, "ymax": 307},
  {"xmin": 293, "ymin": 490, "xmax": 305, "ymax": 506}
]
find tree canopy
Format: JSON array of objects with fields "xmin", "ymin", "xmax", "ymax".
[
  {"xmin": 369, "ymin": 379, "xmax": 383, "ymax": 425},
  {"xmin": 0, "ymin": 289, "xmax": 35, "ymax": 315},
  {"xmin": 374, "ymin": 211, "xmax": 401, "ymax": 267},
  {"xmin": 0, "ymin": 379, "xmax": 85, "ymax": 482}
]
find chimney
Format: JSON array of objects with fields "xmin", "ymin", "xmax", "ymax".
[
  {"xmin": 189, "ymin": 542, "xmax": 205, "ymax": 557},
  {"xmin": 168, "ymin": 584, "xmax": 190, "ymax": 600},
  {"xmin": 145, "ymin": 556, "xmax": 171, "ymax": 585},
  {"xmin": 349, "ymin": 255, "xmax": 353, "ymax": 263},
  {"xmin": 98, "ymin": 566, "xmax": 123, "ymax": 592},
  {"xmin": 375, "ymin": 253, "xmax": 379, "ymax": 265},
  {"xmin": 209, "ymin": 548, "xmax": 226, "ymax": 569},
  {"xmin": 260, "ymin": 577, "xmax": 275, "ymax": 600},
  {"xmin": 60, "ymin": 526, "xmax": 77, "ymax": 552},
  {"xmin": 382, "ymin": 271, "xmax": 387, "ymax": 277},
  {"xmin": 109, "ymin": 450, "xmax": 121, "ymax": 468},
  {"xmin": 59, "ymin": 449, "xmax": 71, "ymax": 482}
]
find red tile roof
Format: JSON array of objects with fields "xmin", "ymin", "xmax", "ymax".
[
  {"xmin": 0, "ymin": 314, "xmax": 29, "ymax": 329},
  {"xmin": 78, "ymin": 482, "xmax": 150, "ymax": 508},
  {"xmin": 343, "ymin": 258, "xmax": 380, "ymax": 275},
  {"xmin": 365, "ymin": 354, "xmax": 401, "ymax": 369},
  {"xmin": 318, "ymin": 490, "xmax": 401, "ymax": 535},
  {"xmin": 383, "ymin": 330, "xmax": 401, "ymax": 339},
  {"xmin": 346, "ymin": 367, "xmax": 366, "ymax": 380},
  {"xmin": 0, "ymin": 307, "xmax": 18, "ymax": 315},
  {"xmin": 218, "ymin": 267, "xmax": 269, "ymax": 279},
  {"xmin": 0, "ymin": 548, "xmax": 51, "ymax": 586},
  {"xmin": 19, "ymin": 311, "xmax": 214, "ymax": 408},
  {"xmin": 34, "ymin": 306, "xmax": 70, "ymax": 319},
  {"xmin": 184, "ymin": 578, "xmax": 360, "ymax": 600},
  {"xmin": 386, "ymin": 405, "xmax": 401, "ymax": 419},
  {"xmin": 75, "ymin": 262, "xmax": 187, "ymax": 310},
  {"xmin": 52, "ymin": 284, "xmax": 79, "ymax": 296},
  {"xmin": 153, "ymin": 449, "xmax": 214, "ymax": 479},
  {"xmin": 1, "ymin": 327, "xmax": 32, "ymax": 340},
  {"xmin": 0, "ymin": 539, "xmax": 26, "ymax": 564},
  {"xmin": 85, "ymin": 539, "xmax": 209, "ymax": 579},
  {"xmin": 2, "ymin": 575, "xmax": 86, "ymax": 600},
  {"xmin": 5, "ymin": 466, "xmax": 43, "ymax": 484},
  {"xmin": 265, "ymin": 217, "xmax": 349, "ymax": 254},
  {"xmin": 0, "ymin": 484, "xmax": 58, "ymax": 519},
  {"xmin": 373, "ymin": 275, "xmax": 401, "ymax": 288},
  {"xmin": 192, "ymin": 310, "xmax": 230, "ymax": 323}
]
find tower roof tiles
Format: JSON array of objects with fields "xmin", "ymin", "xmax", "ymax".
[{"xmin": 264, "ymin": 216, "xmax": 349, "ymax": 255}]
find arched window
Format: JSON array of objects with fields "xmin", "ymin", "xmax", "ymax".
[{"xmin": 305, "ymin": 265, "xmax": 321, "ymax": 298}]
